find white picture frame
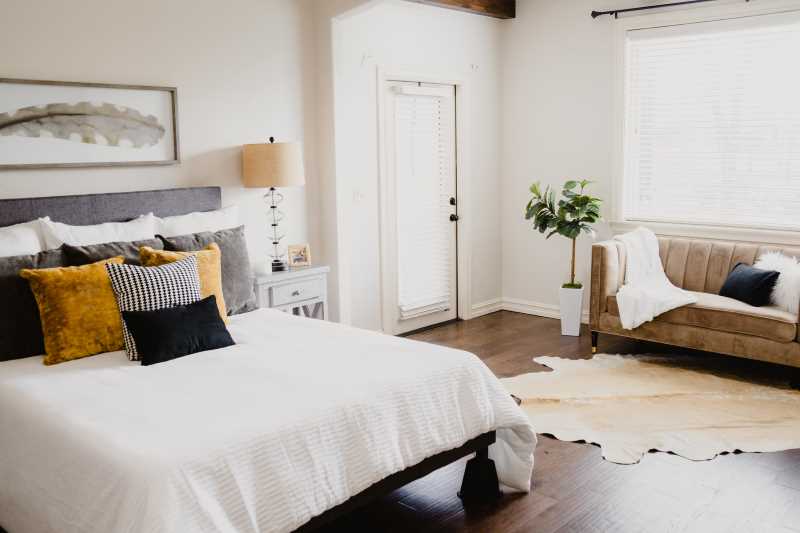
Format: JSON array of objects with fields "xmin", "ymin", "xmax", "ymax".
[{"xmin": 0, "ymin": 78, "xmax": 179, "ymax": 169}]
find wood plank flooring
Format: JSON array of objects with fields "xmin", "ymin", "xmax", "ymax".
[{"xmin": 320, "ymin": 311, "xmax": 800, "ymax": 533}]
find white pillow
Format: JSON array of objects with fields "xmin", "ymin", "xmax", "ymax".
[
  {"xmin": 753, "ymin": 251, "xmax": 800, "ymax": 316},
  {"xmin": 40, "ymin": 213, "xmax": 157, "ymax": 248},
  {"xmin": 0, "ymin": 218, "xmax": 47, "ymax": 258},
  {"xmin": 155, "ymin": 205, "xmax": 239, "ymax": 238}
]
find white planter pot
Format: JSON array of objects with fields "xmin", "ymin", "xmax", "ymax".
[{"xmin": 559, "ymin": 286, "xmax": 584, "ymax": 337}]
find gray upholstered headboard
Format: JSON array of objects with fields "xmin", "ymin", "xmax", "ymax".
[{"xmin": 0, "ymin": 187, "xmax": 221, "ymax": 226}]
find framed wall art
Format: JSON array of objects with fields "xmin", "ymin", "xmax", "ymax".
[{"xmin": 0, "ymin": 78, "xmax": 179, "ymax": 169}]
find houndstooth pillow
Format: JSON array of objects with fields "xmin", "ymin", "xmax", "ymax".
[{"xmin": 106, "ymin": 256, "xmax": 202, "ymax": 360}]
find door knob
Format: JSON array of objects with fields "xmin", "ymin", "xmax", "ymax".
[{"xmin": 449, "ymin": 214, "xmax": 459, "ymax": 222}]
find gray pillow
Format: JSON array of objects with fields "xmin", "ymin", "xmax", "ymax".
[
  {"xmin": 62, "ymin": 238, "xmax": 164, "ymax": 266},
  {"xmin": 159, "ymin": 226, "xmax": 257, "ymax": 315},
  {"xmin": 0, "ymin": 249, "xmax": 64, "ymax": 361}
]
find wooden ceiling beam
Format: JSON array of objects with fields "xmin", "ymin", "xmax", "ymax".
[{"xmin": 404, "ymin": 0, "xmax": 515, "ymax": 19}]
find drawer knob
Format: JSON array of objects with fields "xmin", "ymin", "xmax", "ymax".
[{"xmin": 291, "ymin": 290, "xmax": 301, "ymax": 296}]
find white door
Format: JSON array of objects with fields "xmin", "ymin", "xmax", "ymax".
[{"xmin": 381, "ymin": 82, "xmax": 458, "ymax": 335}]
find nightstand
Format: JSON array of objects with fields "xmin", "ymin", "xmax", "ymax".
[{"xmin": 254, "ymin": 265, "xmax": 329, "ymax": 319}]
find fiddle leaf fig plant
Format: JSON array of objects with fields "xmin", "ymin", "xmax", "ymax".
[{"xmin": 525, "ymin": 179, "xmax": 601, "ymax": 289}]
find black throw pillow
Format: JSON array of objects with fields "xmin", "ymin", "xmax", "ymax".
[
  {"xmin": 0, "ymin": 248, "xmax": 64, "ymax": 361},
  {"xmin": 719, "ymin": 263, "xmax": 779, "ymax": 307},
  {"xmin": 122, "ymin": 295, "xmax": 235, "ymax": 366}
]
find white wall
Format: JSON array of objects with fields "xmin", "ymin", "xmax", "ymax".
[
  {"xmin": 0, "ymin": 0, "xmax": 318, "ymax": 273},
  {"xmin": 309, "ymin": 0, "xmax": 372, "ymax": 324},
  {"xmin": 500, "ymin": 0, "xmax": 620, "ymax": 316},
  {"xmin": 332, "ymin": 0, "xmax": 504, "ymax": 330}
]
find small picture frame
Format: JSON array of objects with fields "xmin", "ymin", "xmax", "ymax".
[{"xmin": 287, "ymin": 244, "xmax": 311, "ymax": 267}]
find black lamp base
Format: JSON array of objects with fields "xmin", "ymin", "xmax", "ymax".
[{"xmin": 271, "ymin": 259, "xmax": 287, "ymax": 272}]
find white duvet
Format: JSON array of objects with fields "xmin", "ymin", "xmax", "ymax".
[{"xmin": 0, "ymin": 309, "xmax": 535, "ymax": 533}]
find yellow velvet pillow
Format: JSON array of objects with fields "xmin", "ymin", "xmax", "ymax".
[
  {"xmin": 20, "ymin": 257, "xmax": 125, "ymax": 365},
  {"xmin": 139, "ymin": 243, "xmax": 228, "ymax": 320}
]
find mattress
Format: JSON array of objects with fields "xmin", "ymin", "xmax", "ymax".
[{"xmin": 0, "ymin": 309, "xmax": 536, "ymax": 533}]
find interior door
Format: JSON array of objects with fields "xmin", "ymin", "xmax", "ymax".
[{"xmin": 381, "ymin": 81, "xmax": 458, "ymax": 335}]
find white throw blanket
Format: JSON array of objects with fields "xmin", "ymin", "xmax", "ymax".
[{"xmin": 614, "ymin": 227, "xmax": 697, "ymax": 329}]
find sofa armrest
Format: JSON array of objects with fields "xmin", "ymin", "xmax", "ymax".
[{"xmin": 590, "ymin": 240, "xmax": 625, "ymax": 328}]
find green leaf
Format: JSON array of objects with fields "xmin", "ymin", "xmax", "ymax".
[{"xmin": 524, "ymin": 179, "xmax": 601, "ymax": 266}]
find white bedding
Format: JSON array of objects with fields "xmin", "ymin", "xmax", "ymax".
[{"xmin": 0, "ymin": 309, "xmax": 535, "ymax": 533}]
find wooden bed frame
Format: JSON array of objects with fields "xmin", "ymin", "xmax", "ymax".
[{"xmin": 297, "ymin": 431, "xmax": 500, "ymax": 531}]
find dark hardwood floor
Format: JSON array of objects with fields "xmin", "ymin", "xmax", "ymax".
[{"xmin": 320, "ymin": 311, "xmax": 800, "ymax": 533}]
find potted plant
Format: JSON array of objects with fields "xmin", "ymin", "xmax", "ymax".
[{"xmin": 525, "ymin": 179, "xmax": 601, "ymax": 336}]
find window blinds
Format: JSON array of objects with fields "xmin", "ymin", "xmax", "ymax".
[
  {"xmin": 623, "ymin": 12, "xmax": 800, "ymax": 230},
  {"xmin": 393, "ymin": 90, "xmax": 453, "ymax": 320}
]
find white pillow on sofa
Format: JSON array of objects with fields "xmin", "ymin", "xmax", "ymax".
[
  {"xmin": 0, "ymin": 219, "xmax": 47, "ymax": 258},
  {"xmin": 40, "ymin": 213, "xmax": 157, "ymax": 248},
  {"xmin": 155, "ymin": 205, "xmax": 239, "ymax": 238},
  {"xmin": 753, "ymin": 251, "xmax": 800, "ymax": 316}
]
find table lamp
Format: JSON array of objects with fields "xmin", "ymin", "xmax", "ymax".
[{"xmin": 242, "ymin": 137, "xmax": 305, "ymax": 272}]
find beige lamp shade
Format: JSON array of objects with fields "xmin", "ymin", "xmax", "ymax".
[{"xmin": 242, "ymin": 141, "xmax": 305, "ymax": 188}]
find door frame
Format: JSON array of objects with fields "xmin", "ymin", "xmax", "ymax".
[{"xmin": 376, "ymin": 67, "xmax": 473, "ymax": 334}]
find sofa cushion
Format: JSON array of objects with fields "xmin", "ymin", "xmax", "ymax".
[
  {"xmin": 606, "ymin": 290, "xmax": 797, "ymax": 342},
  {"xmin": 719, "ymin": 263, "xmax": 779, "ymax": 307}
]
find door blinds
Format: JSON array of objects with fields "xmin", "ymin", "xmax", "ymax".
[{"xmin": 393, "ymin": 89, "xmax": 453, "ymax": 319}]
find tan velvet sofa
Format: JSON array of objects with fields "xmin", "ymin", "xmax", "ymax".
[{"xmin": 590, "ymin": 236, "xmax": 800, "ymax": 369}]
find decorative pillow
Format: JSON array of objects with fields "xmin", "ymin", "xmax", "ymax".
[
  {"xmin": 123, "ymin": 295, "xmax": 235, "ymax": 366},
  {"xmin": 0, "ymin": 218, "xmax": 48, "ymax": 258},
  {"xmin": 754, "ymin": 251, "xmax": 800, "ymax": 315},
  {"xmin": 719, "ymin": 262, "xmax": 779, "ymax": 307},
  {"xmin": 63, "ymin": 238, "xmax": 164, "ymax": 266},
  {"xmin": 155, "ymin": 205, "xmax": 239, "ymax": 238},
  {"xmin": 20, "ymin": 257, "xmax": 125, "ymax": 365},
  {"xmin": 40, "ymin": 213, "xmax": 156, "ymax": 248},
  {"xmin": 106, "ymin": 256, "xmax": 202, "ymax": 360},
  {"xmin": 139, "ymin": 243, "xmax": 227, "ymax": 320},
  {"xmin": 159, "ymin": 225, "xmax": 256, "ymax": 315},
  {"xmin": 0, "ymin": 249, "xmax": 65, "ymax": 361}
]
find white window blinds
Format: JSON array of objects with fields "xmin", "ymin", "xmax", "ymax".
[
  {"xmin": 623, "ymin": 12, "xmax": 800, "ymax": 230},
  {"xmin": 393, "ymin": 88, "xmax": 454, "ymax": 319}
]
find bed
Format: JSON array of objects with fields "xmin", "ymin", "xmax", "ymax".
[{"xmin": 0, "ymin": 187, "xmax": 536, "ymax": 533}]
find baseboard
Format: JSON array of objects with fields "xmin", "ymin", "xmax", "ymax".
[
  {"xmin": 470, "ymin": 298, "xmax": 504, "ymax": 318},
  {"xmin": 472, "ymin": 297, "xmax": 590, "ymax": 324}
]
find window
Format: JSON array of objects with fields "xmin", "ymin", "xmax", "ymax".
[{"xmin": 622, "ymin": 12, "xmax": 800, "ymax": 230}]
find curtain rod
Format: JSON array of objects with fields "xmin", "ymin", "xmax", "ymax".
[{"xmin": 591, "ymin": 0, "xmax": 748, "ymax": 19}]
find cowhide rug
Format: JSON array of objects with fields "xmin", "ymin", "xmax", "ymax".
[{"xmin": 501, "ymin": 354, "xmax": 800, "ymax": 464}]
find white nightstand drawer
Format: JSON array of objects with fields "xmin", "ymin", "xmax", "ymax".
[
  {"xmin": 255, "ymin": 266, "xmax": 329, "ymax": 320},
  {"xmin": 272, "ymin": 278, "xmax": 323, "ymax": 306}
]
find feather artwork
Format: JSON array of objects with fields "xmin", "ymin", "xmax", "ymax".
[{"xmin": 0, "ymin": 102, "xmax": 165, "ymax": 148}]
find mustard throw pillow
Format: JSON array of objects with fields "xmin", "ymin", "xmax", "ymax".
[
  {"xmin": 20, "ymin": 257, "xmax": 125, "ymax": 365},
  {"xmin": 140, "ymin": 243, "xmax": 228, "ymax": 321}
]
